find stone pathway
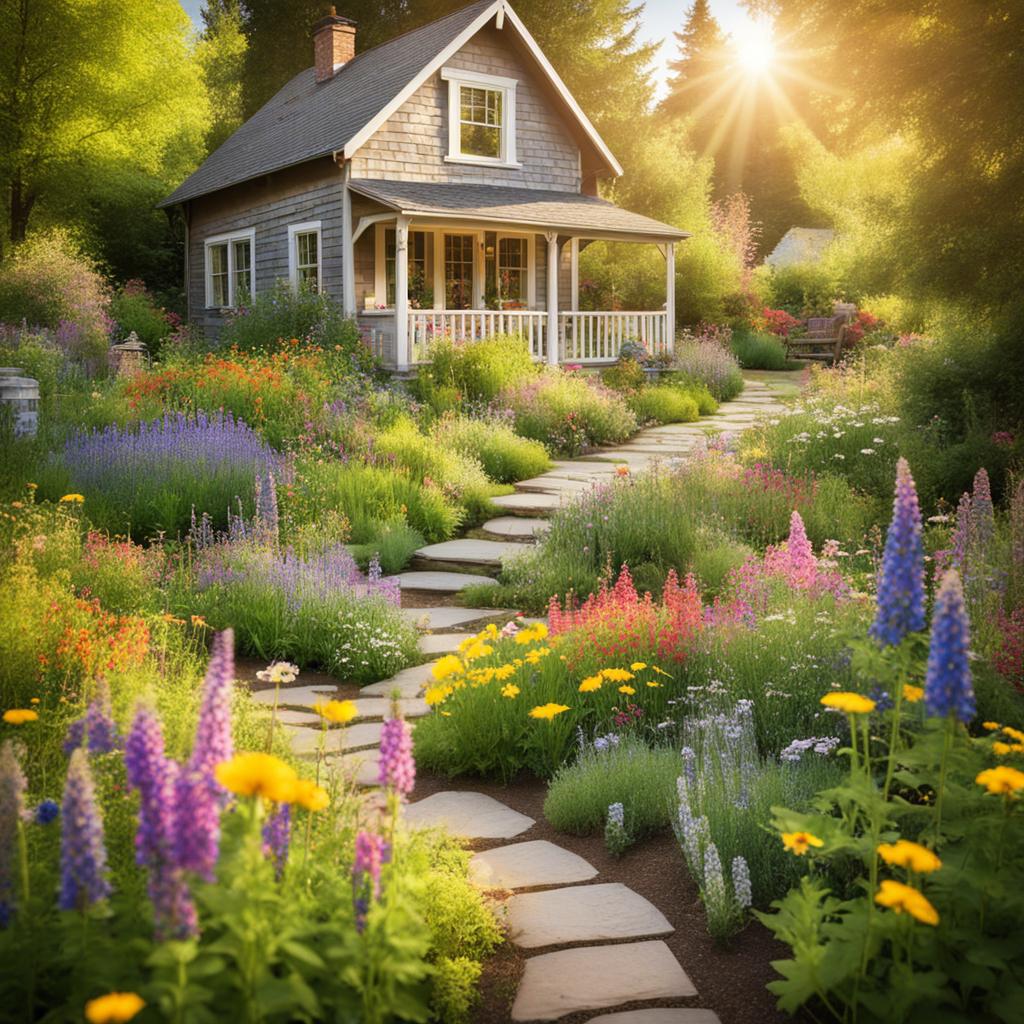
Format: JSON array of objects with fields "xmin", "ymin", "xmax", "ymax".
[{"xmin": 250, "ymin": 375, "xmax": 788, "ymax": 1021}]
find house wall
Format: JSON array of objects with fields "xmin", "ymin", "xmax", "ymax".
[
  {"xmin": 350, "ymin": 27, "xmax": 581, "ymax": 192},
  {"xmin": 187, "ymin": 158, "xmax": 344, "ymax": 337}
]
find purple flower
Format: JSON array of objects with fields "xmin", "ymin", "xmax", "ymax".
[
  {"xmin": 0, "ymin": 742, "xmax": 27, "ymax": 926},
  {"xmin": 189, "ymin": 629, "xmax": 235, "ymax": 777},
  {"xmin": 869, "ymin": 458, "xmax": 925, "ymax": 647},
  {"xmin": 971, "ymin": 468, "xmax": 994, "ymax": 548},
  {"xmin": 262, "ymin": 802, "xmax": 291, "ymax": 879},
  {"xmin": 59, "ymin": 749, "xmax": 111, "ymax": 910},
  {"xmin": 35, "ymin": 800, "xmax": 60, "ymax": 825},
  {"xmin": 378, "ymin": 717, "xmax": 415, "ymax": 797},
  {"xmin": 352, "ymin": 830, "xmax": 391, "ymax": 933},
  {"xmin": 63, "ymin": 682, "xmax": 120, "ymax": 757},
  {"xmin": 173, "ymin": 770, "xmax": 220, "ymax": 882},
  {"xmin": 951, "ymin": 492, "xmax": 973, "ymax": 571},
  {"xmin": 732, "ymin": 855, "xmax": 752, "ymax": 909},
  {"xmin": 125, "ymin": 706, "xmax": 176, "ymax": 867},
  {"xmin": 924, "ymin": 570, "xmax": 975, "ymax": 724}
]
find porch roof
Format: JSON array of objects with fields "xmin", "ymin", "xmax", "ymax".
[{"xmin": 348, "ymin": 179, "xmax": 689, "ymax": 243}]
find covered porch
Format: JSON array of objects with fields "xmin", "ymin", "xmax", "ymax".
[{"xmin": 342, "ymin": 179, "xmax": 688, "ymax": 370}]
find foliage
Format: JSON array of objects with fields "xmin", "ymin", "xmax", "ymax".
[
  {"xmin": 432, "ymin": 957, "xmax": 482, "ymax": 1024},
  {"xmin": 429, "ymin": 413, "xmax": 551, "ymax": 484},
  {"xmin": 415, "ymin": 334, "xmax": 536, "ymax": 406},
  {"xmin": 761, "ymin": 261, "xmax": 837, "ymax": 318},
  {"xmin": 627, "ymin": 384, "xmax": 702, "ymax": 426},
  {"xmin": 730, "ymin": 328, "xmax": 791, "ymax": 371},
  {"xmin": 671, "ymin": 331, "xmax": 745, "ymax": 402},
  {"xmin": 0, "ymin": 325, "xmax": 64, "ymax": 410},
  {"xmin": 108, "ymin": 281, "xmax": 174, "ymax": 355},
  {"xmin": 600, "ymin": 357, "xmax": 647, "ymax": 393},
  {"xmin": 349, "ymin": 520, "xmax": 426, "ymax": 577}
]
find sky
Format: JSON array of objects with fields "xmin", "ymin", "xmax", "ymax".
[{"xmin": 178, "ymin": 0, "xmax": 751, "ymax": 97}]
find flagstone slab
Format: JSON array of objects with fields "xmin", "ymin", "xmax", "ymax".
[
  {"xmin": 585, "ymin": 1011, "xmax": 721, "ymax": 1024},
  {"xmin": 506, "ymin": 883, "xmax": 673, "ymax": 948},
  {"xmin": 401, "ymin": 607, "xmax": 517, "ymax": 630},
  {"xmin": 352, "ymin": 696, "xmax": 429, "ymax": 719},
  {"xmin": 418, "ymin": 633, "xmax": 470, "ymax": 655},
  {"xmin": 249, "ymin": 684, "xmax": 336, "ymax": 706},
  {"xmin": 514, "ymin": 475, "xmax": 595, "ymax": 494},
  {"xmin": 416, "ymin": 539, "xmax": 528, "ymax": 565},
  {"xmin": 482, "ymin": 516, "xmax": 551, "ymax": 538},
  {"xmin": 386, "ymin": 570, "xmax": 500, "ymax": 592},
  {"xmin": 285, "ymin": 723, "xmax": 383, "ymax": 756},
  {"xmin": 405, "ymin": 791, "xmax": 535, "ymax": 839},
  {"xmin": 360, "ymin": 661, "xmax": 436, "ymax": 697},
  {"xmin": 549, "ymin": 460, "xmax": 619, "ymax": 475},
  {"xmin": 470, "ymin": 840, "xmax": 598, "ymax": 889},
  {"xmin": 511, "ymin": 941, "xmax": 696, "ymax": 1021},
  {"xmin": 274, "ymin": 708, "xmax": 322, "ymax": 725},
  {"xmin": 490, "ymin": 491, "xmax": 571, "ymax": 515},
  {"xmin": 334, "ymin": 749, "xmax": 382, "ymax": 787}
]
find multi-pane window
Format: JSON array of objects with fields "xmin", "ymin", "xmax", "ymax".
[
  {"xmin": 497, "ymin": 236, "xmax": 527, "ymax": 304},
  {"xmin": 445, "ymin": 234, "xmax": 475, "ymax": 309},
  {"xmin": 459, "ymin": 86, "xmax": 502, "ymax": 159},
  {"xmin": 205, "ymin": 229, "xmax": 254, "ymax": 308},
  {"xmin": 385, "ymin": 230, "xmax": 430, "ymax": 307},
  {"xmin": 294, "ymin": 231, "xmax": 319, "ymax": 291}
]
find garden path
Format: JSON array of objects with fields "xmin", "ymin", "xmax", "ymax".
[{"xmin": 264, "ymin": 376, "xmax": 789, "ymax": 1022}]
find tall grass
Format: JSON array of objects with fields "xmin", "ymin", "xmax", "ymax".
[{"xmin": 730, "ymin": 328, "xmax": 792, "ymax": 370}]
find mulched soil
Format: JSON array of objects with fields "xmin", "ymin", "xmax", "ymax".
[{"xmin": 413, "ymin": 770, "xmax": 788, "ymax": 1024}]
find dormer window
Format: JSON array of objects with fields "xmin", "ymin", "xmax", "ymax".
[{"xmin": 441, "ymin": 68, "xmax": 518, "ymax": 167}]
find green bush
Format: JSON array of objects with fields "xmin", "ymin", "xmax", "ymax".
[
  {"xmin": 0, "ymin": 327, "xmax": 64, "ymax": 410},
  {"xmin": 432, "ymin": 957, "xmax": 482, "ymax": 1024},
  {"xmin": 349, "ymin": 519, "xmax": 425, "ymax": 575},
  {"xmin": 600, "ymin": 357, "xmax": 647, "ymax": 392},
  {"xmin": 730, "ymin": 328, "xmax": 791, "ymax": 370},
  {"xmin": 109, "ymin": 283, "xmax": 172, "ymax": 355},
  {"xmin": 430, "ymin": 413, "xmax": 551, "ymax": 483},
  {"xmin": 670, "ymin": 339, "xmax": 745, "ymax": 402},
  {"xmin": 628, "ymin": 384, "xmax": 700, "ymax": 424},
  {"xmin": 416, "ymin": 334, "xmax": 536, "ymax": 405},
  {"xmin": 764, "ymin": 261, "xmax": 836, "ymax": 317}
]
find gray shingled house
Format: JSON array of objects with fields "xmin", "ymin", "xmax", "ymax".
[{"xmin": 160, "ymin": 0, "xmax": 688, "ymax": 370}]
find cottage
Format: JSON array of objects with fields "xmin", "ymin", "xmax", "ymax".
[{"xmin": 160, "ymin": 0, "xmax": 688, "ymax": 370}]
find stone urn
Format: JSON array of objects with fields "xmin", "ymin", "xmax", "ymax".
[{"xmin": 108, "ymin": 332, "xmax": 150, "ymax": 378}]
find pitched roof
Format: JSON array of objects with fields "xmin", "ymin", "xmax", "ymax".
[
  {"xmin": 348, "ymin": 179, "xmax": 689, "ymax": 241},
  {"xmin": 161, "ymin": 0, "xmax": 620, "ymax": 207},
  {"xmin": 765, "ymin": 228, "xmax": 836, "ymax": 267}
]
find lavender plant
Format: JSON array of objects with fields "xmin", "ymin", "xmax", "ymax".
[{"xmin": 604, "ymin": 802, "xmax": 630, "ymax": 857}]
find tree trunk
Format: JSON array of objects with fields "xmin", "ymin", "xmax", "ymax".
[{"xmin": 9, "ymin": 176, "xmax": 36, "ymax": 245}]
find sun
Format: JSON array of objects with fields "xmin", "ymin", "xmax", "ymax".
[{"xmin": 732, "ymin": 15, "xmax": 776, "ymax": 76}]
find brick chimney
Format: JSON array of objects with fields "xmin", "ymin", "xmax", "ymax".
[{"xmin": 314, "ymin": 7, "xmax": 356, "ymax": 82}]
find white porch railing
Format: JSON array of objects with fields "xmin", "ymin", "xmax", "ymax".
[{"xmin": 403, "ymin": 309, "xmax": 672, "ymax": 365}]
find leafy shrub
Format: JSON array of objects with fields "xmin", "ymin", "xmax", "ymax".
[
  {"xmin": 0, "ymin": 325, "xmax": 64, "ymax": 409},
  {"xmin": 109, "ymin": 280, "xmax": 173, "ymax": 355},
  {"xmin": 730, "ymin": 328, "xmax": 791, "ymax": 370},
  {"xmin": 430, "ymin": 413, "xmax": 550, "ymax": 483},
  {"xmin": 500, "ymin": 371, "xmax": 637, "ymax": 456},
  {"xmin": 600, "ymin": 357, "xmax": 647, "ymax": 392},
  {"xmin": 764, "ymin": 261, "xmax": 836, "ymax": 317},
  {"xmin": 628, "ymin": 384, "xmax": 700, "ymax": 424},
  {"xmin": 671, "ymin": 335, "xmax": 745, "ymax": 402},
  {"xmin": 71, "ymin": 531, "xmax": 169, "ymax": 613},
  {"xmin": 416, "ymin": 334, "xmax": 536, "ymax": 405},
  {"xmin": 432, "ymin": 957, "xmax": 482, "ymax": 1024},
  {"xmin": 349, "ymin": 519, "xmax": 425, "ymax": 575},
  {"xmin": 0, "ymin": 230, "xmax": 111, "ymax": 372}
]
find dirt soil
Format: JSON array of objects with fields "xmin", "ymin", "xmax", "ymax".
[{"xmin": 413, "ymin": 771, "xmax": 788, "ymax": 1024}]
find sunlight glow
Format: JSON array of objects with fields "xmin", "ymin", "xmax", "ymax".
[{"xmin": 732, "ymin": 16, "xmax": 776, "ymax": 76}]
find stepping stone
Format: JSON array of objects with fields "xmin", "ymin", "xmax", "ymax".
[
  {"xmin": 419, "ymin": 633, "xmax": 469, "ymax": 655},
  {"xmin": 514, "ymin": 475, "xmax": 594, "ymax": 494},
  {"xmin": 401, "ymin": 607, "xmax": 516, "ymax": 630},
  {"xmin": 249, "ymin": 684, "xmax": 336, "ymax": 707},
  {"xmin": 285, "ymin": 723, "xmax": 382, "ymax": 756},
  {"xmin": 490, "ymin": 491, "xmax": 570, "ymax": 515},
  {"xmin": 386, "ymin": 571, "xmax": 500, "ymax": 592},
  {"xmin": 585, "ymin": 1012, "xmax": 722, "ymax": 1024},
  {"xmin": 470, "ymin": 840, "xmax": 598, "ymax": 889},
  {"xmin": 583, "ymin": 450, "xmax": 655, "ymax": 466},
  {"xmin": 353, "ymin": 696, "xmax": 429, "ymax": 719},
  {"xmin": 506, "ymin": 883, "xmax": 673, "ymax": 948},
  {"xmin": 511, "ymin": 941, "xmax": 696, "ymax": 1021},
  {"xmin": 549, "ymin": 460, "xmax": 619, "ymax": 476},
  {"xmin": 482, "ymin": 516, "xmax": 551, "ymax": 538},
  {"xmin": 273, "ymin": 708, "xmax": 322, "ymax": 725},
  {"xmin": 333, "ymin": 749, "xmax": 382, "ymax": 787},
  {"xmin": 360, "ymin": 661, "xmax": 436, "ymax": 698},
  {"xmin": 416, "ymin": 539, "xmax": 527, "ymax": 566},
  {"xmin": 405, "ymin": 791, "xmax": 535, "ymax": 839}
]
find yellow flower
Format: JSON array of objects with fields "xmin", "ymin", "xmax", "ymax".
[
  {"xmin": 993, "ymin": 741, "xmax": 1016, "ymax": 756},
  {"xmin": 618, "ymin": 685, "xmax": 636, "ymax": 695},
  {"xmin": 877, "ymin": 840, "xmax": 942, "ymax": 874},
  {"xmin": 215, "ymin": 753, "xmax": 297, "ymax": 801},
  {"xmin": 630, "ymin": 662, "xmax": 647, "ymax": 671},
  {"xmin": 440, "ymin": 711, "xmax": 452, "ymax": 717},
  {"xmin": 1003, "ymin": 725, "xmax": 1024, "ymax": 743},
  {"xmin": 601, "ymin": 668, "xmax": 634, "ymax": 683},
  {"xmin": 288, "ymin": 778, "xmax": 329, "ymax": 812},
  {"xmin": 59, "ymin": 493, "xmax": 85, "ymax": 503},
  {"xmin": 976, "ymin": 765, "xmax": 1024, "ymax": 795},
  {"xmin": 494, "ymin": 664, "xmax": 517, "ymax": 681},
  {"xmin": 190, "ymin": 614, "xmax": 207, "ymax": 628},
  {"xmin": 3, "ymin": 709, "xmax": 38, "ymax": 725},
  {"xmin": 982, "ymin": 721, "xmax": 1002, "ymax": 731},
  {"xmin": 874, "ymin": 879, "xmax": 939, "ymax": 926},
  {"xmin": 820, "ymin": 692, "xmax": 876, "ymax": 714},
  {"xmin": 481, "ymin": 623, "xmax": 499, "ymax": 639},
  {"xmin": 85, "ymin": 992, "xmax": 145, "ymax": 1024},
  {"xmin": 313, "ymin": 699, "xmax": 358, "ymax": 724},
  {"xmin": 651, "ymin": 666, "xmax": 671, "ymax": 677},
  {"xmin": 29, "ymin": 698, "xmax": 39, "ymax": 704},
  {"xmin": 463, "ymin": 641, "xmax": 494, "ymax": 662},
  {"xmin": 525, "ymin": 648, "xmax": 549, "ymax": 665},
  {"xmin": 529, "ymin": 622, "xmax": 548, "ymax": 641},
  {"xmin": 501, "ymin": 684, "xmax": 520, "ymax": 699},
  {"xmin": 646, "ymin": 681, "xmax": 662, "ymax": 688},
  {"xmin": 529, "ymin": 703, "xmax": 570, "ymax": 720},
  {"xmin": 902, "ymin": 684, "xmax": 924, "ymax": 703},
  {"xmin": 781, "ymin": 831, "xmax": 824, "ymax": 856},
  {"xmin": 432, "ymin": 655, "xmax": 463, "ymax": 681},
  {"xmin": 424, "ymin": 686, "xmax": 450, "ymax": 707},
  {"xmin": 578, "ymin": 675, "xmax": 603, "ymax": 693}
]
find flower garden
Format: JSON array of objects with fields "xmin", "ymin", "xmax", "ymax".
[{"xmin": 1, "ymin": 238, "xmax": 1023, "ymax": 1024}]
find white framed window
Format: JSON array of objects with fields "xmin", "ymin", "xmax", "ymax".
[
  {"xmin": 441, "ymin": 67, "xmax": 518, "ymax": 167},
  {"xmin": 495, "ymin": 233, "xmax": 534, "ymax": 307},
  {"xmin": 288, "ymin": 221, "xmax": 322, "ymax": 292},
  {"xmin": 204, "ymin": 228, "xmax": 255, "ymax": 309}
]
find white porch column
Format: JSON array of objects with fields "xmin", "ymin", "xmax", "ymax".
[
  {"xmin": 545, "ymin": 231, "xmax": 559, "ymax": 366},
  {"xmin": 569, "ymin": 237, "xmax": 580, "ymax": 311},
  {"xmin": 395, "ymin": 215, "xmax": 411, "ymax": 371},
  {"xmin": 341, "ymin": 162, "xmax": 356, "ymax": 317},
  {"xmin": 665, "ymin": 240, "xmax": 676, "ymax": 352}
]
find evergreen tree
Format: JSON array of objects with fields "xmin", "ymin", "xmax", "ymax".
[
  {"xmin": 661, "ymin": 0, "xmax": 728, "ymax": 122},
  {"xmin": 198, "ymin": 0, "xmax": 248, "ymax": 153}
]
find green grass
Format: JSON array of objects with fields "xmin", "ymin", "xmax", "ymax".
[{"xmin": 730, "ymin": 329, "xmax": 793, "ymax": 371}]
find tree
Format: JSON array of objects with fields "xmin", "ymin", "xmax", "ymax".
[
  {"xmin": 0, "ymin": 0, "xmax": 209, "ymax": 252},
  {"xmin": 661, "ymin": 0, "xmax": 728, "ymax": 123},
  {"xmin": 198, "ymin": 0, "xmax": 248, "ymax": 153}
]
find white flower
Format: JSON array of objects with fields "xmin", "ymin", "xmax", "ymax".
[
  {"xmin": 833, "ymin": 453, "xmax": 845, "ymax": 460},
  {"xmin": 873, "ymin": 437, "xmax": 885, "ymax": 444},
  {"xmin": 256, "ymin": 661, "xmax": 300, "ymax": 685},
  {"xmin": 860, "ymin": 448, "xmax": 876, "ymax": 455}
]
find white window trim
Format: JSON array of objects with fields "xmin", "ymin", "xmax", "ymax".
[
  {"xmin": 287, "ymin": 221, "xmax": 323, "ymax": 292},
  {"xmin": 441, "ymin": 66, "xmax": 519, "ymax": 168},
  {"xmin": 495, "ymin": 231, "xmax": 536, "ymax": 308},
  {"xmin": 374, "ymin": 224, "xmax": 434, "ymax": 308},
  {"xmin": 204, "ymin": 227, "xmax": 255, "ymax": 310}
]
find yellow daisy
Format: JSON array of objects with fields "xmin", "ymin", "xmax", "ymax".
[
  {"xmin": 820, "ymin": 692, "xmax": 876, "ymax": 714},
  {"xmin": 874, "ymin": 879, "xmax": 939, "ymax": 925}
]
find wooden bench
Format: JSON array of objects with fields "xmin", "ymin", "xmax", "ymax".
[{"xmin": 785, "ymin": 313, "xmax": 849, "ymax": 363}]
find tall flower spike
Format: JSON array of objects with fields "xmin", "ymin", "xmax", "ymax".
[
  {"xmin": 924, "ymin": 569, "xmax": 976, "ymax": 724},
  {"xmin": 262, "ymin": 802, "xmax": 291, "ymax": 879},
  {"xmin": 870, "ymin": 458, "xmax": 925, "ymax": 646},
  {"xmin": 971, "ymin": 468, "xmax": 994, "ymax": 549},
  {"xmin": 84, "ymin": 680, "xmax": 119, "ymax": 754},
  {"xmin": 190, "ymin": 629, "xmax": 235, "ymax": 777},
  {"xmin": 951, "ymin": 491, "xmax": 973, "ymax": 571},
  {"xmin": 377, "ymin": 717, "xmax": 415, "ymax": 797},
  {"xmin": 59, "ymin": 749, "xmax": 111, "ymax": 910},
  {"xmin": 0, "ymin": 742, "xmax": 27, "ymax": 927},
  {"xmin": 352, "ymin": 830, "xmax": 391, "ymax": 933}
]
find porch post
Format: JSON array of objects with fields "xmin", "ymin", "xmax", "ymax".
[
  {"xmin": 395, "ymin": 215, "xmax": 411, "ymax": 371},
  {"xmin": 341, "ymin": 162, "xmax": 356, "ymax": 317},
  {"xmin": 545, "ymin": 231, "xmax": 559, "ymax": 366},
  {"xmin": 569, "ymin": 237, "xmax": 579, "ymax": 311},
  {"xmin": 665, "ymin": 240, "xmax": 676, "ymax": 353}
]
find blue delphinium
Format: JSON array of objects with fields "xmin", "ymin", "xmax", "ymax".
[
  {"xmin": 34, "ymin": 800, "xmax": 59, "ymax": 825},
  {"xmin": 59, "ymin": 750, "xmax": 111, "ymax": 910},
  {"xmin": 870, "ymin": 457, "xmax": 926, "ymax": 646},
  {"xmin": 732, "ymin": 855, "xmax": 752, "ymax": 909},
  {"xmin": 604, "ymin": 802, "xmax": 630, "ymax": 857},
  {"xmin": 924, "ymin": 569, "xmax": 976, "ymax": 724}
]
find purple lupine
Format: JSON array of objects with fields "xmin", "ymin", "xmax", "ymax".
[
  {"xmin": 189, "ymin": 629, "xmax": 235, "ymax": 777},
  {"xmin": 0, "ymin": 743, "xmax": 26, "ymax": 927},
  {"xmin": 785, "ymin": 511, "xmax": 816, "ymax": 584},
  {"xmin": 951, "ymin": 492, "xmax": 973, "ymax": 571},
  {"xmin": 146, "ymin": 862, "xmax": 199, "ymax": 940},
  {"xmin": 173, "ymin": 771, "xmax": 221, "ymax": 882},
  {"xmin": 971, "ymin": 468, "xmax": 995, "ymax": 549},
  {"xmin": 352, "ymin": 830, "xmax": 391, "ymax": 933},
  {"xmin": 869, "ymin": 458, "xmax": 925, "ymax": 647},
  {"xmin": 59, "ymin": 749, "xmax": 111, "ymax": 910},
  {"xmin": 262, "ymin": 802, "xmax": 291, "ymax": 879},
  {"xmin": 85, "ymin": 681, "xmax": 119, "ymax": 754},
  {"xmin": 924, "ymin": 570, "xmax": 976, "ymax": 724},
  {"xmin": 378, "ymin": 717, "xmax": 415, "ymax": 797}
]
